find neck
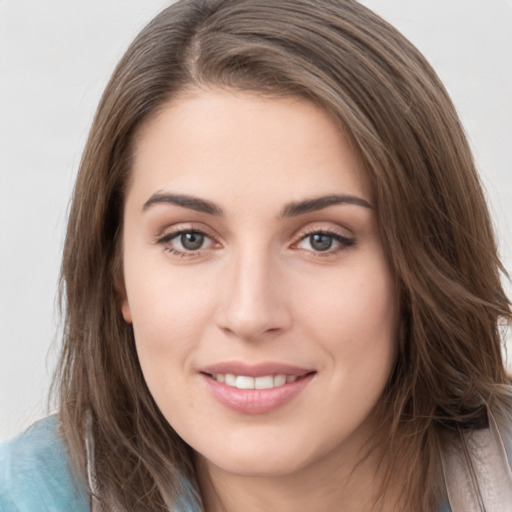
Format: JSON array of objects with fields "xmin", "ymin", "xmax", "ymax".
[{"xmin": 195, "ymin": 433, "xmax": 398, "ymax": 512}]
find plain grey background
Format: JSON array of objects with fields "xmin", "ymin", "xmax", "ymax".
[{"xmin": 1, "ymin": 1, "xmax": 511, "ymax": 440}]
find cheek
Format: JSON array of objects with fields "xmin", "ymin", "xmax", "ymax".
[
  {"xmin": 125, "ymin": 274, "xmax": 209, "ymax": 420},
  {"xmin": 122, "ymin": 261, "xmax": 206, "ymax": 383},
  {"xmin": 294, "ymin": 261, "xmax": 396, "ymax": 341},
  {"xmin": 289, "ymin": 254, "xmax": 398, "ymax": 388},
  {"xmin": 125, "ymin": 255, "xmax": 213, "ymax": 335}
]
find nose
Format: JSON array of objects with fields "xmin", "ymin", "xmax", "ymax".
[{"xmin": 214, "ymin": 248, "xmax": 292, "ymax": 341}]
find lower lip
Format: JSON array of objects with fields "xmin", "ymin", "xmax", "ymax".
[{"xmin": 201, "ymin": 373, "xmax": 315, "ymax": 415}]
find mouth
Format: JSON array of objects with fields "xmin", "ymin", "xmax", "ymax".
[{"xmin": 200, "ymin": 363, "xmax": 316, "ymax": 414}]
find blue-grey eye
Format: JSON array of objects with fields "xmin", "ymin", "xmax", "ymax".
[
  {"xmin": 309, "ymin": 233, "xmax": 333, "ymax": 251},
  {"xmin": 180, "ymin": 232, "xmax": 204, "ymax": 251},
  {"xmin": 295, "ymin": 231, "xmax": 355, "ymax": 253}
]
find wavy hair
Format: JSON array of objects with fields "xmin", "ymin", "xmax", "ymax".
[{"xmin": 54, "ymin": 1, "xmax": 511, "ymax": 510}]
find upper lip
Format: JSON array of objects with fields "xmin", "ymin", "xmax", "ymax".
[{"xmin": 200, "ymin": 361, "xmax": 314, "ymax": 378}]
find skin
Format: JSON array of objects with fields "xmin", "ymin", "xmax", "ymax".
[{"xmin": 120, "ymin": 88, "xmax": 399, "ymax": 512}]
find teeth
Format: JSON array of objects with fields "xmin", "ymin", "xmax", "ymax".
[
  {"xmin": 255, "ymin": 376, "xmax": 274, "ymax": 389},
  {"xmin": 235, "ymin": 376, "xmax": 254, "ymax": 389},
  {"xmin": 211, "ymin": 373, "xmax": 300, "ymax": 389},
  {"xmin": 274, "ymin": 375, "xmax": 286, "ymax": 387}
]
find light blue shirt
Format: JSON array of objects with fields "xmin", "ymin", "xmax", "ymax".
[
  {"xmin": 0, "ymin": 416, "xmax": 452, "ymax": 511},
  {"xmin": 0, "ymin": 416, "xmax": 89, "ymax": 512}
]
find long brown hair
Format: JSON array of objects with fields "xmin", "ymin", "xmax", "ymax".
[{"xmin": 54, "ymin": 1, "xmax": 512, "ymax": 510}]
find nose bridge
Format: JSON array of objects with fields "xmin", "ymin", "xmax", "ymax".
[{"xmin": 216, "ymin": 242, "xmax": 289, "ymax": 340}]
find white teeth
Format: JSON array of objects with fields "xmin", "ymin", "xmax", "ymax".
[
  {"xmin": 211, "ymin": 373, "xmax": 298, "ymax": 389},
  {"xmin": 235, "ymin": 376, "xmax": 255, "ymax": 389},
  {"xmin": 274, "ymin": 374, "xmax": 286, "ymax": 387},
  {"xmin": 255, "ymin": 376, "xmax": 274, "ymax": 389}
]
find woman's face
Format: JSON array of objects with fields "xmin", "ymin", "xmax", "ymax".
[{"xmin": 121, "ymin": 89, "xmax": 398, "ymax": 478}]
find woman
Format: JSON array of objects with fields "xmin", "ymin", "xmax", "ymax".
[{"xmin": 1, "ymin": 0, "xmax": 511, "ymax": 510}]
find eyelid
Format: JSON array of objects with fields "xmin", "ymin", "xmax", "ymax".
[
  {"xmin": 292, "ymin": 222, "xmax": 353, "ymax": 241},
  {"xmin": 290, "ymin": 224, "xmax": 356, "ymax": 254},
  {"xmin": 155, "ymin": 222, "xmax": 217, "ymax": 241},
  {"xmin": 155, "ymin": 223, "xmax": 222, "ymax": 258}
]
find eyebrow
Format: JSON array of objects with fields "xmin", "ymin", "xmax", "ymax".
[
  {"xmin": 279, "ymin": 194, "xmax": 372, "ymax": 217},
  {"xmin": 142, "ymin": 193, "xmax": 223, "ymax": 215},
  {"xmin": 142, "ymin": 192, "xmax": 372, "ymax": 217}
]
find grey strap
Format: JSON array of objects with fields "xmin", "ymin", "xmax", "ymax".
[{"xmin": 442, "ymin": 412, "xmax": 512, "ymax": 512}]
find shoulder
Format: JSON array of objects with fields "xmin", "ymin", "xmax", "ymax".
[
  {"xmin": 0, "ymin": 416, "xmax": 89, "ymax": 512},
  {"xmin": 440, "ymin": 410, "xmax": 512, "ymax": 512}
]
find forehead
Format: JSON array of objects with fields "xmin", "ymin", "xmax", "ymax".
[{"xmin": 128, "ymin": 88, "xmax": 371, "ymax": 208}]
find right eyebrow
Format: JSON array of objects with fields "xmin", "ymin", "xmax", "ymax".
[{"xmin": 142, "ymin": 192, "xmax": 223, "ymax": 216}]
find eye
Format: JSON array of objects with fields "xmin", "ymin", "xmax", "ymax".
[
  {"xmin": 158, "ymin": 229, "xmax": 216, "ymax": 257},
  {"xmin": 295, "ymin": 231, "xmax": 355, "ymax": 253},
  {"xmin": 177, "ymin": 232, "xmax": 205, "ymax": 251}
]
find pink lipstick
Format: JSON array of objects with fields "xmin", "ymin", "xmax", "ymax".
[{"xmin": 200, "ymin": 362, "xmax": 315, "ymax": 414}]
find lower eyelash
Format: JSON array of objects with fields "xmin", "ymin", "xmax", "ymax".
[
  {"xmin": 157, "ymin": 229, "xmax": 209, "ymax": 257},
  {"xmin": 162, "ymin": 246, "xmax": 200, "ymax": 258}
]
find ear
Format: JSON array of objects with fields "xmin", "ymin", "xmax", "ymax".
[
  {"xmin": 116, "ymin": 282, "xmax": 132, "ymax": 324},
  {"xmin": 121, "ymin": 295, "xmax": 132, "ymax": 324},
  {"xmin": 113, "ymin": 253, "xmax": 132, "ymax": 324}
]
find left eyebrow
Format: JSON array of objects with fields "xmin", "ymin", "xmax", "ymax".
[
  {"xmin": 280, "ymin": 194, "xmax": 372, "ymax": 217},
  {"xmin": 142, "ymin": 192, "xmax": 223, "ymax": 216}
]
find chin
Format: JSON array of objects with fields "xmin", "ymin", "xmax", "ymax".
[
  {"xmin": 193, "ymin": 432, "xmax": 336, "ymax": 480},
  {"xmin": 202, "ymin": 452, "xmax": 310, "ymax": 478}
]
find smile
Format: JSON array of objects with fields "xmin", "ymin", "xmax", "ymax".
[
  {"xmin": 200, "ymin": 364, "xmax": 316, "ymax": 414},
  {"xmin": 210, "ymin": 374, "xmax": 298, "ymax": 389}
]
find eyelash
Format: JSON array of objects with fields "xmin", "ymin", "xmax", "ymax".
[
  {"xmin": 292, "ymin": 229, "xmax": 356, "ymax": 256},
  {"xmin": 158, "ymin": 229, "xmax": 214, "ymax": 258},
  {"xmin": 157, "ymin": 227, "xmax": 355, "ymax": 258}
]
